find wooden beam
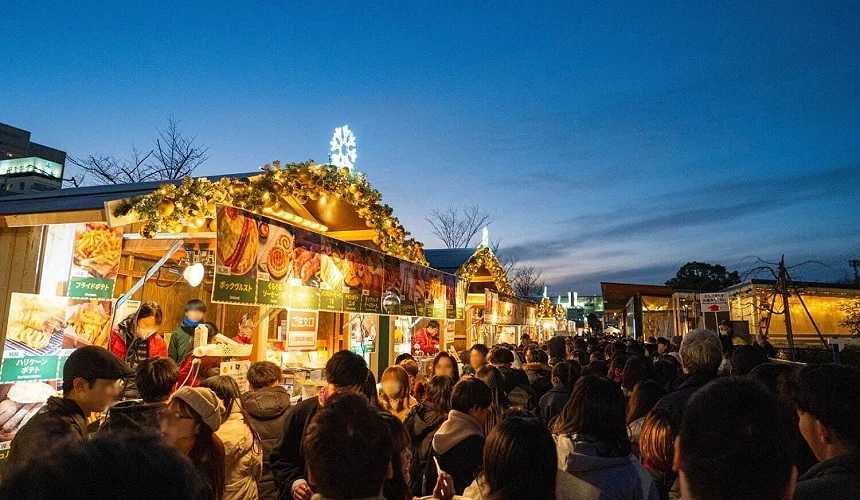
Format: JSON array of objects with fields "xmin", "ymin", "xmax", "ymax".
[
  {"xmin": 284, "ymin": 196, "xmax": 320, "ymax": 225},
  {"xmin": 470, "ymin": 276, "xmax": 494, "ymax": 283},
  {"xmin": 3, "ymin": 209, "xmax": 106, "ymax": 227},
  {"xmin": 327, "ymin": 229, "xmax": 377, "ymax": 242}
]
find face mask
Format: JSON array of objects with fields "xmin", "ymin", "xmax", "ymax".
[{"xmin": 383, "ymin": 381, "xmax": 402, "ymax": 398}]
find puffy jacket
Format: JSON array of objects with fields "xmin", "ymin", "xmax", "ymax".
[
  {"xmin": 652, "ymin": 372, "xmax": 715, "ymax": 425},
  {"xmin": 99, "ymin": 400, "xmax": 166, "ymax": 436},
  {"xmin": 555, "ymin": 433, "xmax": 660, "ymax": 500},
  {"xmin": 794, "ymin": 453, "xmax": 860, "ymax": 500},
  {"xmin": 242, "ymin": 387, "xmax": 292, "ymax": 500},
  {"xmin": 109, "ymin": 318, "xmax": 168, "ymax": 361},
  {"xmin": 6, "ymin": 397, "xmax": 88, "ymax": 478},
  {"xmin": 216, "ymin": 405, "xmax": 262, "ymax": 500},
  {"xmin": 404, "ymin": 403, "xmax": 447, "ymax": 496}
]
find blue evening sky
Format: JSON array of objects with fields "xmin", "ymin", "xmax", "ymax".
[{"xmin": 4, "ymin": 1, "xmax": 859, "ymax": 293}]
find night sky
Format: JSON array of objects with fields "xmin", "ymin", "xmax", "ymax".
[{"xmin": 5, "ymin": 1, "xmax": 859, "ymax": 293}]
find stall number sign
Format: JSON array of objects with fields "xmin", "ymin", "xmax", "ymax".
[
  {"xmin": 286, "ymin": 310, "xmax": 318, "ymax": 350},
  {"xmin": 220, "ymin": 360, "xmax": 251, "ymax": 393},
  {"xmin": 699, "ymin": 293, "xmax": 729, "ymax": 313}
]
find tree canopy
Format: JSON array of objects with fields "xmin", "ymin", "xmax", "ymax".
[{"xmin": 665, "ymin": 261, "xmax": 741, "ymax": 292}]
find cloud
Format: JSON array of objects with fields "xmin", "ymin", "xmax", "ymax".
[{"xmin": 504, "ymin": 164, "xmax": 860, "ymax": 263}]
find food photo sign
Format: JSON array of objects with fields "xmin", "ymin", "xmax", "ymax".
[
  {"xmin": 212, "ymin": 205, "xmax": 461, "ymax": 320},
  {"xmin": 67, "ymin": 223, "xmax": 123, "ymax": 299},
  {"xmin": 0, "ymin": 293, "xmax": 114, "ymax": 467}
]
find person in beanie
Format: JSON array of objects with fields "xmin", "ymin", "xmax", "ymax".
[
  {"xmin": 169, "ymin": 299, "xmax": 208, "ymax": 363},
  {"xmin": 6, "ymin": 345, "xmax": 132, "ymax": 478},
  {"xmin": 202, "ymin": 376, "xmax": 262, "ymax": 500},
  {"xmin": 242, "ymin": 361, "xmax": 291, "ymax": 500},
  {"xmin": 161, "ymin": 386, "xmax": 227, "ymax": 500},
  {"xmin": 270, "ymin": 350, "xmax": 369, "ymax": 500}
]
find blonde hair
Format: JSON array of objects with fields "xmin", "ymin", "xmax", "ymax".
[{"xmin": 379, "ymin": 365, "xmax": 411, "ymax": 413}]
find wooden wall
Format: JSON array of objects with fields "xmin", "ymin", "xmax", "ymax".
[{"xmin": 0, "ymin": 227, "xmax": 46, "ymax": 351}]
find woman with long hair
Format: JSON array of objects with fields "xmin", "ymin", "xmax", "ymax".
[
  {"xmin": 625, "ymin": 380, "xmax": 666, "ymax": 455},
  {"xmin": 554, "ymin": 376, "xmax": 660, "ymax": 500},
  {"xmin": 475, "ymin": 365, "xmax": 511, "ymax": 435},
  {"xmin": 405, "ymin": 375, "xmax": 454, "ymax": 496},
  {"xmin": 202, "ymin": 376, "xmax": 262, "ymax": 500},
  {"xmin": 432, "ymin": 351, "xmax": 461, "ymax": 382},
  {"xmin": 380, "ymin": 411, "xmax": 413, "ymax": 500},
  {"xmin": 638, "ymin": 408, "xmax": 677, "ymax": 500},
  {"xmin": 379, "ymin": 365, "xmax": 417, "ymax": 421},
  {"xmin": 440, "ymin": 414, "xmax": 600, "ymax": 500},
  {"xmin": 159, "ymin": 386, "xmax": 226, "ymax": 500}
]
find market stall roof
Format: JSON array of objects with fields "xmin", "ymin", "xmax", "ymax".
[
  {"xmin": 723, "ymin": 279, "xmax": 860, "ymax": 294},
  {"xmin": 424, "ymin": 248, "xmax": 477, "ymax": 274},
  {"xmin": 425, "ymin": 246, "xmax": 513, "ymax": 296},
  {"xmin": 600, "ymin": 282, "xmax": 674, "ymax": 312},
  {"xmin": 0, "ymin": 172, "xmax": 257, "ymax": 226}
]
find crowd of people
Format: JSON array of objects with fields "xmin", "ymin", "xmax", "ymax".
[{"xmin": 1, "ymin": 323, "xmax": 859, "ymax": 500}]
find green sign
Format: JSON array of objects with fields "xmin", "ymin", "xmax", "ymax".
[
  {"xmin": 320, "ymin": 290, "xmax": 343, "ymax": 311},
  {"xmin": 446, "ymin": 303, "xmax": 456, "ymax": 320},
  {"xmin": 343, "ymin": 291, "xmax": 362, "ymax": 312},
  {"xmin": 289, "ymin": 286, "xmax": 320, "ymax": 310},
  {"xmin": 0, "ymin": 355, "xmax": 61, "ymax": 383},
  {"xmin": 361, "ymin": 294, "xmax": 381, "ymax": 314},
  {"xmin": 433, "ymin": 303, "xmax": 447, "ymax": 320},
  {"xmin": 68, "ymin": 277, "xmax": 114, "ymax": 299},
  {"xmin": 257, "ymin": 280, "xmax": 288, "ymax": 306},
  {"xmin": 212, "ymin": 276, "xmax": 256, "ymax": 303}
]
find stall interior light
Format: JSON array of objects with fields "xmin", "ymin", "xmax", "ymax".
[
  {"xmin": 276, "ymin": 211, "xmax": 328, "ymax": 233},
  {"xmin": 183, "ymin": 262, "xmax": 205, "ymax": 287}
]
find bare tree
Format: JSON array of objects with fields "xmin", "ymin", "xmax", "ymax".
[
  {"xmin": 491, "ymin": 238, "xmax": 517, "ymax": 274},
  {"xmin": 510, "ymin": 265, "xmax": 545, "ymax": 298},
  {"xmin": 65, "ymin": 119, "xmax": 207, "ymax": 186},
  {"xmin": 425, "ymin": 205, "xmax": 492, "ymax": 248},
  {"xmin": 148, "ymin": 118, "xmax": 208, "ymax": 180}
]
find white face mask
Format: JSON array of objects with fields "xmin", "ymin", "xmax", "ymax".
[{"xmin": 382, "ymin": 381, "xmax": 402, "ymax": 398}]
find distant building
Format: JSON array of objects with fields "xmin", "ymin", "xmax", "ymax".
[{"xmin": 0, "ymin": 122, "xmax": 66, "ymax": 195}]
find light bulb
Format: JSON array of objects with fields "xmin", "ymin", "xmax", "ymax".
[{"xmin": 183, "ymin": 262, "xmax": 205, "ymax": 287}]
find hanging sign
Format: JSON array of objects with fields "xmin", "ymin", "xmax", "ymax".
[
  {"xmin": 220, "ymin": 360, "xmax": 251, "ymax": 393},
  {"xmin": 699, "ymin": 293, "xmax": 729, "ymax": 313},
  {"xmin": 67, "ymin": 223, "xmax": 123, "ymax": 299},
  {"xmin": 212, "ymin": 205, "xmax": 460, "ymax": 318},
  {"xmin": 285, "ymin": 310, "xmax": 318, "ymax": 350}
]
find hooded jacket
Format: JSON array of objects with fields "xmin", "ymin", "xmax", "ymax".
[
  {"xmin": 404, "ymin": 403, "xmax": 448, "ymax": 495},
  {"xmin": 462, "ymin": 471, "xmax": 601, "ymax": 500},
  {"xmin": 99, "ymin": 399, "xmax": 166, "ymax": 436},
  {"xmin": 242, "ymin": 387, "xmax": 292, "ymax": 500},
  {"xmin": 431, "ymin": 410, "xmax": 484, "ymax": 494},
  {"xmin": 794, "ymin": 453, "xmax": 860, "ymax": 500},
  {"xmin": 217, "ymin": 404, "xmax": 262, "ymax": 500},
  {"xmin": 555, "ymin": 434, "xmax": 660, "ymax": 500},
  {"xmin": 6, "ymin": 397, "xmax": 88, "ymax": 478}
]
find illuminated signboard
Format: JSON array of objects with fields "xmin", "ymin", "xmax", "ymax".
[{"xmin": 0, "ymin": 157, "xmax": 63, "ymax": 179}]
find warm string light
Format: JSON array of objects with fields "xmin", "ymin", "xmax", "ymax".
[
  {"xmin": 112, "ymin": 161, "xmax": 426, "ymax": 264},
  {"xmin": 455, "ymin": 246, "xmax": 513, "ymax": 296}
]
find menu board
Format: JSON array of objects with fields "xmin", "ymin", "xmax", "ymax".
[
  {"xmin": 0, "ymin": 293, "xmax": 114, "ymax": 462},
  {"xmin": 67, "ymin": 223, "xmax": 123, "ymax": 299},
  {"xmin": 212, "ymin": 205, "xmax": 459, "ymax": 319},
  {"xmin": 485, "ymin": 290, "xmax": 532, "ymax": 326},
  {"xmin": 445, "ymin": 275, "xmax": 457, "ymax": 319}
]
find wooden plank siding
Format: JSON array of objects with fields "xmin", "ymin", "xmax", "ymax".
[{"xmin": 0, "ymin": 227, "xmax": 46, "ymax": 355}]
